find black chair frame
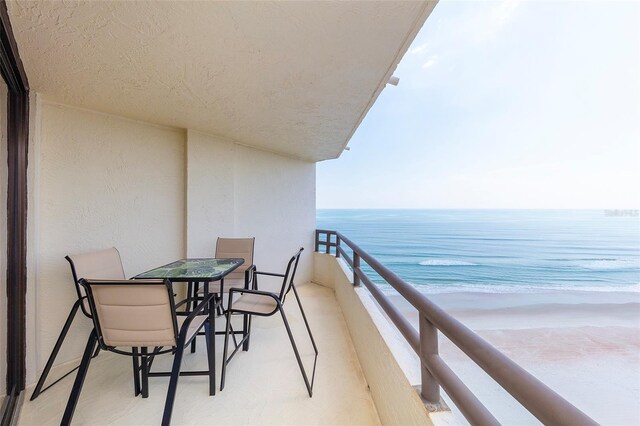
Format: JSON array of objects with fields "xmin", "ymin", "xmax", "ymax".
[
  {"xmin": 187, "ymin": 264, "xmax": 257, "ymax": 353},
  {"xmin": 30, "ymin": 254, "xmax": 108, "ymax": 401},
  {"xmin": 220, "ymin": 248, "xmax": 318, "ymax": 397},
  {"xmin": 60, "ymin": 279, "xmax": 219, "ymax": 426}
]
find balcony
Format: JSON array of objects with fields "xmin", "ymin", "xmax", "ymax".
[
  {"xmin": 19, "ymin": 282, "xmax": 381, "ymax": 425},
  {"xmin": 15, "ymin": 231, "xmax": 600, "ymax": 425}
]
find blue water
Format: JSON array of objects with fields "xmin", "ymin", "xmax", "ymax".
[{"xmin": 316, "ymin": 209, "xmax": 640, "ymax": 294}]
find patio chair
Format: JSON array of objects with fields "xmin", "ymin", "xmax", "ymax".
[
  {"xmin": 220, "ymin": 247, "xmax": 318, "ymax": 397},
  {"xmin": 192, "ymin": 237, "xmax": 256, "ymax": 351},
  {"xmin": 193, "ymin": 237, "xmax": 256, "ymax": 299},
  {"xmin": 30, "ymin": 247, "xmax": 126, "ymax": 400},
  {"xmin": 61, "ymin": 278, "xmax": 218, "ymax": 426}
]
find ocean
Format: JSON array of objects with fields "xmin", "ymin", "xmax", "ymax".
[{"xmin": 316, "ymin": 209, "xmax": 640, "ymax": 295}]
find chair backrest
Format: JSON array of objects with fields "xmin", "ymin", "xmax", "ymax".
[
  {"xmin": 279, "ymin": 248, "xmax": 304, "ymax": 303},
  {"xmin": 216, "ymin": 237, "xmax": 255, "ymax": 280},
  {"xmin": 66, "ymin": 247, "xmax": 126, "ymax": 317},
  {"xmin": 80, "ymin": 279, "xmax": 179, "ymax": 350}
]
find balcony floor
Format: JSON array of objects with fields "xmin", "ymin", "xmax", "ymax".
[{"xmin": 19, "ymin": 283, "xmax": 380, "ymax": 425}]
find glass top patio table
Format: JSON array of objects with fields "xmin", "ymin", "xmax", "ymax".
[{"xmin": 133, "ymin": 258, "xmax": 244, "ymax": 282}]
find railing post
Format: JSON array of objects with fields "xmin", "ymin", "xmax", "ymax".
[
  {"xmin": 314, "ymin": 230, "xmax": 320, "ymax": 252},
  {"xmin": 420, "ymin": 315, "xmax": 440, "ymax": 405},
  {"xmin": 325, "ymin": 234, "xmax": 330, "ymax": 254},
  {"xmin": 336, "ymin": 235, "xmax": 341, "ymax": 258},
  {"xmin": 353, "ymin": 252, "xmax": 360, "ymax": 286}
]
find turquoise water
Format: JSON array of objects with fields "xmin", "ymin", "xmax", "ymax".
[{"xmin": 316, "ymin": 209, "xmax": 640, "ymax": 294}]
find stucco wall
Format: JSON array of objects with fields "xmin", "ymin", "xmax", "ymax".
[
  {"xmin": 186, "ymin": 130, "xmax": 316, "ymax": 285},
  {"xmin": 29, "ymin": 101, "xmax": 186, "ymax": 383},
  {"xmin": 0, "ymin": 80, "xmax": 7, "ymax": 396}
]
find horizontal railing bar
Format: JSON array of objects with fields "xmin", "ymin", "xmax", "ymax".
[
  {"xmin": 317, "ymin": 241, "xmax": 337, "ymax": 247},
  {"xmin": 148, "ymin": 370, "xmax": 210, "ymax": 377},
  {"xmin": 316, "ymin": 229, "xmax": 337, "ymax": 235},
  {"xmin": 425, "ymin": 354, "xmax": 499, "ymax": 426},
  {"xmin": 355, "ymin": 266, "xmax": 419, "ymax": 353},
  {"xmin": 358, "ymin": 264, "xmax": 496, "ymax": 425},
  {"xmin": 336, "ymin": 231, "xmax": 596, "ymax": 426},
  {"xmin": 337, "ymin": 246, "xmax": 353, "ymax": 267}
]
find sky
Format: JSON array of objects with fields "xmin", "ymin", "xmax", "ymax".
[{"xmin": 316, "ymin": 0, "xmax": 640, "ymax": 209}]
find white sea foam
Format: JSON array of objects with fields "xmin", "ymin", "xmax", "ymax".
[
  {"xmin": 375, "ymin": 281, "xmax": 640, "ymax": 296},
  {"xmin": 418, "ymin": 259, "xmax": 477, "ymax": 266},
  {"xmin": 575, "ymin": 259, "xmax": 639, "ymax": 270}
]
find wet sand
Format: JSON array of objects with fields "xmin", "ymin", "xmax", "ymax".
[{"xmin": 389, "ymin": 291, "xmax": 640, "ymax": 425}]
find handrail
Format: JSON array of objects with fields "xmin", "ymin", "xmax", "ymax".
[{"xmin": 315, "ymin": 229, "xmax": 597, "ymax": 426}]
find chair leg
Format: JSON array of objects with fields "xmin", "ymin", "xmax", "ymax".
[
  {"xmin": 291, "ymin": 284, "xmax": 319, "ymax": 357},
  {"xmin": 220, "ymin": 311, "xmax": 232, "ymax": 391},
  {"xmin": 242, "ymin": 314, "xmax": 250, "ymax": 351},
  {"xmin": 190, "ymin": 283, "xmax": 198, "ymax": 354},
  {"xmin": 141, "ymin": 347, "xmax": 149, "ymax": 398},
  {"xmin": 216, "ymin": 294, "xmax": 224, "ymax": 317},
  {"xmin": 132, "ymin": 347, "xmax": 141, "ymax": 396},
  {"xmin": 205, "ymin": 305, "xmax": 216, "ymax": 396},
  {"xmin": 147, "ymin": 346, "xmax": 162, "ymax": 372},
  {"xmin": 30, "ymin": 299, "xmax": 82, "ymax": 401},
  {"xmin": 161, "ymin": 344, "xmax": 185, "ymax": 426},
  {"xmin": 290, "ymin": 284, "xmax": 319, "ymax": 394},
  {"xmin": 280, "ymin": 308, "xmax": 314, "ymax": 397},
  {"xmin": 61, "ymin": 329, "xmax": 98, "ymax": 426},
  {"xmin": 229, "ymin": 322, "xmax": 239, "ymax": 349}
]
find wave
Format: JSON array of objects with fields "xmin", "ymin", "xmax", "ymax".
[
  {"xmin": 575, "ymin": 259, "xmax": 639, "ymax": 270},
  {"xmin": 419, "ymin": 259, "xmax": 477, "ymax": 266},
  {"xmin": 374, "ymin": 281, "xmax": 640, "ymax": 296}
]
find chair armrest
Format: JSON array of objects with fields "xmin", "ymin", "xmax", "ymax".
[
  {"xmin": 228, "ymin": 287, "xmax": 281, "ymax": 309},
  {"xmin": 244, "ymin": 264, "xmax": 257, "ymax": 289},
  {"xmin": 176, "ymin": 293, "xmax": 218, "ymax": 343},
  {"xmin": 254, "ymin": 271, "xmax": 286, "ymax": 278},
  {"xmin": 174, "ymin": 295, "xmax": 202, "ymax": 310},
  {"xmin": 252, "ymin": 270, "xmax": 284, "ymax": 291}
]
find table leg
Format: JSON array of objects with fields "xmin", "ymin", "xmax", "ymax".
[
  {"xmin": 187, "ymin": 282, "xmax": 194, "ymax": 313},
  {"xmin": 204, "ymin": 281, "xmax": 210, "ymax": 313},
  {"xmin": 190, "ymin": 281, "xmax": 204, "ymax": 354}
]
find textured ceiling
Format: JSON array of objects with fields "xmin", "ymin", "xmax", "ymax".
[{"xmin": 8, "ymin": 1, "xmax": 434, "ymax": 161}]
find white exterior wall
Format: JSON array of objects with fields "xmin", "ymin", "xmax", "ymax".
[
  {"xmin": 186, "ymin": 130, "xmax": 316, "ymax": 286},
  {"xmin": 26, "ymin": 100, "xmax": 316, "ymax": 385},
  {"xmin": 186, "ymin": 131, "xmax": 235, "ymax": 254},
  {"xmin": 0, "ymin": 80, "xmax": 7, "ymax": 396},
  {"xmin": 29, "ymin": 101, "xmax": 186, "ymax": 383}
]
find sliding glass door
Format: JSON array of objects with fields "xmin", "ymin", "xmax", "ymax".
[{"xmin": 0, "ymin": 74, "xmax": 7, "ymax": 407}]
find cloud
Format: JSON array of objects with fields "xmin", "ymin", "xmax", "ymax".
[
  {"xmin": 494, "ymin": 0, "xmax": 522, "ymax": 27},
  {"xmin": 422, "ymin": 56, "xmax": 438, "ymax": 69},
  {"xmin": 409, "ymin": 43, "xmax": 429, "ymax": 55},
  {"xmin": 398, "ymin": 1, "xmax": 528, "ymax": 88}
]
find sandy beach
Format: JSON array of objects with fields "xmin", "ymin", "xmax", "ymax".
[{"xmin": 390, "ymin": 290, "xmax": 640, "ymax": 425}]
